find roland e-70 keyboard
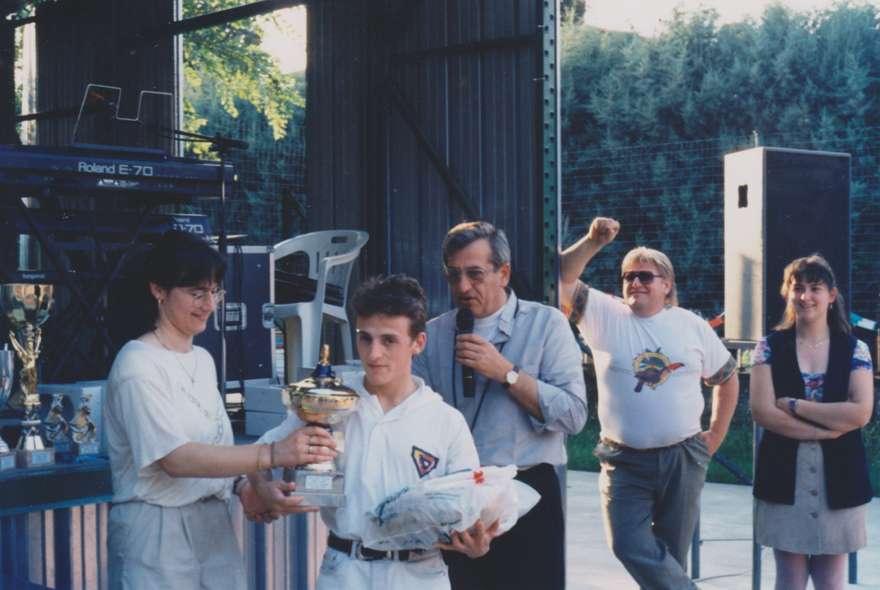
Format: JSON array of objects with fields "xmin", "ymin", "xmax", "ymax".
[{"xmin": 0, "ymin": 143, "xmax": 234, "ymax": 202}]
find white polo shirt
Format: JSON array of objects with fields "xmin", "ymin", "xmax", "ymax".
[{"xmin": 260, "ymin": 373, "xmax": 480, "ymax": 541}]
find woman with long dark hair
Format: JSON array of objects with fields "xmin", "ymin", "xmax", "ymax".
[
  {"xmin": 750, "ymin": 253, "xmax": 873, "ymax": 590},
  {"xmin": 104, "ymin": 230, "xmax": 335, "ymax": 589}
]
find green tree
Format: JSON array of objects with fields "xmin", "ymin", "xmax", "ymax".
[{"xmin": 183, "ymin": 0, "xmax": 304, "ymax": 154}]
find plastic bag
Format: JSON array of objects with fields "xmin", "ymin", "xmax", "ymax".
[{"xmin": 362, "ymin": 465, "xmax": 541, "ymax": 551}]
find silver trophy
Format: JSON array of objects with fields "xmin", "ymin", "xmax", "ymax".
[
  {"xmin": 281, "ymin": 345, "xmax": 359, "ymax": 507},
  {"xmin": 0, "ymin": 284, "xmax": 55, "ymax": 468},
  {"xmin": 0, "ymin": 347, "xmax": 15, "ymax": 468},
  {"xmin": 70, "ymin": 393, "xmax": 99, "ymax": 455},
  {"xmin": 44, "ymin": 393, "xmax": 71, "ymax": 454}
]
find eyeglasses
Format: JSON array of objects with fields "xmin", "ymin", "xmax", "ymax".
[
  {"xmin": 622, "ymin": 271, "xmax": 663, "ymax": 284},
  {"xmin": 443, "ymin": 267, "xmax": 498, "ymax": 285},
  {"xmin": 187, "ymin": 289, "xmax": 226, "ymax": 306}
]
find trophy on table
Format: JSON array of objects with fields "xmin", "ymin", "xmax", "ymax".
[
  {"xmin": 281, "ymin": 344, "xmax": 359, "ymax": 507},
  {"xmin": 0, "ymin": 284, "xmax": 55, "ymax": 468},
  {"xmin": 0, "ymin": 346, "xmax": 15, "ymax": 470},
  {"xmin": 70, "ymin": 393, "xmax": 99, "ymax": 455},
  {"xmin": 43, "ymin": 393, "xmax": 71, "ymax": 454}
]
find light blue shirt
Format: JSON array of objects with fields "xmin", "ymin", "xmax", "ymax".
[{"xmin": 412, "ymin": 291, "xmax": 587, "ymax": 468}]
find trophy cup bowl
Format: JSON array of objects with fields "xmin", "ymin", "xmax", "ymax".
[
  {"xmin": 0, "ymin": 348, "xmax": 14, "ymax": 457},
  {"xmin": 0, "ymin": 284, "xmax": 55, "ymax": 468},
  {"xmin": 280, "ymin": 345, "xmax": 358, "ymax": 506},
  {"xmin": 1, "ymin": 284, "xmax": 54, "ymax": 328}
]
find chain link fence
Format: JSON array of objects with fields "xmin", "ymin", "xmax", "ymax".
[{"xmin": 562, "ymin": 130, "xmax": 880, "ymax": 332}]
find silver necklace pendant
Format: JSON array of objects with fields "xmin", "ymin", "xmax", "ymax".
[{"xmin": 153, "ymin": 330, "xmax": 198, "ymax": 384}]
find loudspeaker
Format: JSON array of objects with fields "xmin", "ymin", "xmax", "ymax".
[
  {"xmin": 194, "ymin": 246, "xmax": 275, "ymax": 388},
  {"xmin": 724, "ymin": 147, "xmax": 850, "ymax": 342}
]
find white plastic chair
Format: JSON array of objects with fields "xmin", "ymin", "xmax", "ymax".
[{"xmin": 273, "ymin": 230, "xmax": 369, "ymax": 381}]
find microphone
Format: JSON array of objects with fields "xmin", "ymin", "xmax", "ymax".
[
  {"xmin": 85, "ymin": 92, "xmax": 117, "ymax": 119},
  {"xmin": 456, "ymin": 308, "xmax": 475, "ymax": 398}
]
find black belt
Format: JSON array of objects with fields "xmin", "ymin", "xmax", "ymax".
[{"xmin": 327, "ymin": 532, "xmax": 425, "ymax": 562}]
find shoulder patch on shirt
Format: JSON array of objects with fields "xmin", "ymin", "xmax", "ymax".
[
  {"xmin": 411, "ymin": 446, "xmax": 439, "ymax": 478},
  {"xmin": 632, "ymin": 348, "xmax": 684, "ymax": 392}
]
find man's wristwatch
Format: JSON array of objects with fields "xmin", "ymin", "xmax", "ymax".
[
  {"xmin": 503, "ymin": 365, "xmax": 521, "ymax": 389},
  {"xmin": 788, "ymin": 399, "xmax": 798, "ymax": 416}
]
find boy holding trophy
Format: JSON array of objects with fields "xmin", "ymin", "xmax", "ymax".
[{"xmin": 250, "ymin": 275, "xmax": 497, "ymax": 589}]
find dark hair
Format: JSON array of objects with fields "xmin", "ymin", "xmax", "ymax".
[
  {"xmin": 350, "ymin": 274, "xmax": 427, "ymax": 339},
  {"xmin": 774, "ymin": 253, "xmax": 850, "ymax": 334},
  {"xmin": 111, "ymin": 230, "xmax": 226, "ymax": 342},
  {"xmin": 441, "ymin": 221, "xmax": 510, "ymax": 269}
]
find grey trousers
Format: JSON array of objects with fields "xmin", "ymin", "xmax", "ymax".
[{"xmin": 595, "ymin": 435, "xmax": 711, "ymax": 590}]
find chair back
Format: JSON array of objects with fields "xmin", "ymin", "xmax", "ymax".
[{"xmin": 274, "ymin": 230, "xmax": 369, "ymax": 305}]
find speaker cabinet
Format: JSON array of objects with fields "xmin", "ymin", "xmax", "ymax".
[
  {"xmin": 194, "ymin": 246, "xmax": 275, "ymax": 388},
  {"xmin": 724, "ymin": 147, "xmax": 850, "ymax": 342}
]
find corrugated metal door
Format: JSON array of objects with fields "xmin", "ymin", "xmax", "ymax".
[{"xmin": 307, "ymin": 0, "xmax": 561, "ymax": 313}]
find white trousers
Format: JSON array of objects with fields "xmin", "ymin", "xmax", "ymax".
[
  {"xmin": 108, "ymin": 498, "xmax": 246, "ymax": 590},
  {"xmin": 317, "ymin": 546, "xmax": 450, "ymax": 590}
]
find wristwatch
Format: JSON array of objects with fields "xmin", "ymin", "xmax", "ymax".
[
  {"xmin": 788, "ymin": 399, "xmax": 798, "ymax": 415},
  {"xmin": 503, "ymin": 365, "xmax": 521, "ymax": 389}
]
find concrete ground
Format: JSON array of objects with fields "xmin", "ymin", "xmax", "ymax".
[{"xmin": 566, "ymin": 470, "xmax": 880, "ymax": 590}]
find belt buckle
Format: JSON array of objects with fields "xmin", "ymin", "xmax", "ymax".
[{"xmin": 355, "ymin": 543, "xmax": 392, "ymax": 562}]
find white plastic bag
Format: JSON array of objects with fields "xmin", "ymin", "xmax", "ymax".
[{"xmin": 362, "ymin": 465, "xmax": 541, "ymax": 551}]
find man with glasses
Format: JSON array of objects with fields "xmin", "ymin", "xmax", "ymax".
[
  {"xmin": 560, "ymin": 217, "xmax": 739, "ymax": 590},
  {"xmin": 412, "ymin": 221, "xmax": 587, "ymax": 590}
]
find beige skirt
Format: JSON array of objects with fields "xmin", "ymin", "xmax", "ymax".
[{"xmin": 755, "ymin": 441, "xmax": 867, "ymax": 555}]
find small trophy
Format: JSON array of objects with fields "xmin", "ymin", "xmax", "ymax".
[
  {"xmin": 69, "ymin": 393, "xmax": 99, "ymax": 455},
  {"xmin": 281, "ymin": 345, "xmax": 359, "ymax": 507},
  {"xmin": 44, "ymin": 393, "xmax": 72, "ymax": 454},
  {"xmin": 0, "ymin": 347, "xmax": 16, "ymax": 470},
  {"xmin": 0, "ymin": 284, "xmax": 55, "ymax": 468}
]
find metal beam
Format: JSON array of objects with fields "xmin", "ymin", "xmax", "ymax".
[
  {"xmin": 388, "ymin": 34, "xmax": 536, "ymax": 64},
  {"xmin": 115, "ymin": 0, "xmax": 307, "ymax": 50},
  {"xmin": 541, "ymin": 0, "xmax": 561, "ymax": 306}
]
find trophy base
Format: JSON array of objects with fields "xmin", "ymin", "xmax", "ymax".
[
  {"xmin": 287, "ymin": 468, "xmax": 346, "ymax": 507},
  {"xmin": 51, "ymin": 441, "xmax": 73, "ymax": 455},
  {"xmin": 0, "ymin": 450, "xmax": 16, "ymax": 471},
  {"xmin": 16, "ymin": 447, "xmax": 55, "ymax": 468},
  {"xmin": 75, "ymin": 442, "xmax": 101, "ymax": 456}
]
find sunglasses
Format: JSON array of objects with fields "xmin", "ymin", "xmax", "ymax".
[
  {"xmin": 443, "ymin": 267, "xmax": 498, "ymax": 284},
  {"xmin": 622, "ymin": 271, "xmax": 663, "ymax": 284}
]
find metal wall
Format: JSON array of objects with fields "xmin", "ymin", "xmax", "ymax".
[
  {"xmin": 306, "ymin": 0, "xmax": 560, "ymax": 316},
  {"xmin": 33, "ymin": 0, "xmax": 176, "ymax": 150}
]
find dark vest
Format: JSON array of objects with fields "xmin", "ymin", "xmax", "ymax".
[{"xmin": 753, "ymin": 330, "xmax": 872, "ymax": 509}]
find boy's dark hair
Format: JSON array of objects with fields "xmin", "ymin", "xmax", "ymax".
[{"xmin": 350, "ymin": 274, "xmax": 427, "ymax": 339}]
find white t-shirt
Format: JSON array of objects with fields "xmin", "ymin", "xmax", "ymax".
[
  {"xmin": 105, "ymin": 340, "xmax": 234, "ymax": 506},
  {"xmin": 578, "ymin": 288, "xmax": 731, "ymax": 448},
  {"xmin": 259, "ymin": 373, "xmax": 480, "ymax": 542}
]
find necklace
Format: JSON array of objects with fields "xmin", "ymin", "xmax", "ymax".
[
  {"xmin": 797, "ymin": 335, "xmax": 828, "ymax": 349},
  {"xmin": 153, "ymin": 330, "xmax": 198, "ymax": 384}
]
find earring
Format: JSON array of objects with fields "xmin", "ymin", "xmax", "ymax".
[{"xmin": 829, "ymin": 303, "xmax": 833, "ymax": 310}]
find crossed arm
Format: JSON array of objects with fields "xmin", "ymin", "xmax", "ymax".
[{"xmin": 750, "ymin": 363, "xmax": 872, "ymax": 440}]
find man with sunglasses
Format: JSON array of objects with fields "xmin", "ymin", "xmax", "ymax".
[
  {"xmin": 561, "ymin": 217, "xmax": 739, "ymax": 590},
  {"xmin": 412, "ymin": 221, "xmax": 587, "ymax": 590}
]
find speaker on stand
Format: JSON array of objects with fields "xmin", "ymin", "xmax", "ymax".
[{"xmin": 724, "ymin": 147, "xmax": 850, "ymax": 343}]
